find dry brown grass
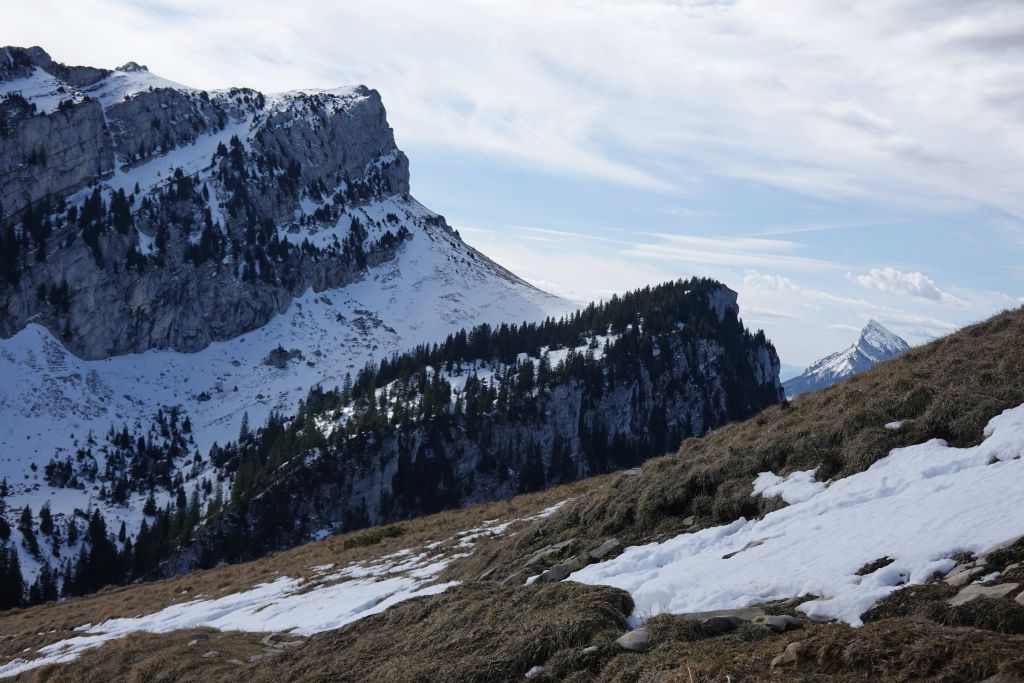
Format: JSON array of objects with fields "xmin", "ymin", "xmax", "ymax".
[
  {"xmin": 22, "ymin": 629, "xmax": 269, "ymax": 683},
  {"xmin": 0, "ymin": 481, "xmax": 590, "ymax": 665},
  {"xmin": 30, "ymin": 593, "xmax": 1024, "ymax": 683}
]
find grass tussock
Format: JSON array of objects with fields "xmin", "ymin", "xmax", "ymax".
[
  {"xmin": 341, "ymin": 524, "xmax": 405, "ymax": 550},
  {"xmin": 248, "ymin": 582, "xmax": 632, "ymax": 683}
]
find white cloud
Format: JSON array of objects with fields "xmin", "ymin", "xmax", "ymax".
[
  {"xmin": 7, "ymin": 0, "xmax": 1024, "ymax": 215},
  {"xmin": 854, "ymin": 267, "xmax": 964, "ymax": 305}
]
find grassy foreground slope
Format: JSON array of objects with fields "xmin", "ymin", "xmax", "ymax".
[{"xmin": 6, "ymin": 306, "xmax": 1024, "ymax": 682}]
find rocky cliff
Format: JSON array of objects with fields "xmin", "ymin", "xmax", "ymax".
[{"xmin": 0, "ymin": 46, "xmax": 419, "ymax": 359}]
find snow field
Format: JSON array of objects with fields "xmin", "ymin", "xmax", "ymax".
[{"xmin": 571, "ymin": 403, "xmax": 1024, "ymax": 626}]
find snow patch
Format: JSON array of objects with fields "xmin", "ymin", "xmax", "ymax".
[{"xmin": 571, "ymin": 403, "xmax": 1024, "ymax": 626}]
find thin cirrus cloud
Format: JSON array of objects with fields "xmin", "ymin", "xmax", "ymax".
[{"xmin": 7, "ymin": 0, "xmax": 1024, "ymax": 215}]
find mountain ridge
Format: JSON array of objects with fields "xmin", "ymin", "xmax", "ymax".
[
  {"xmin": 783, "ymin": 319, "xmax": 909, "ymax": 397},
  {"xmin": 0, "ymin": 45, "xmax": 568, "ymax": 592}
]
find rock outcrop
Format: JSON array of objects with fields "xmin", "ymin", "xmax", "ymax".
[{"xmin": 0, "ymin": 46, "xmax": 415, "ymax": 359}]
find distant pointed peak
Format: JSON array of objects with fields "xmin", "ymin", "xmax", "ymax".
[{"xmin": 856, "ymin": 319, "xmax": 909, "ymax": 356}]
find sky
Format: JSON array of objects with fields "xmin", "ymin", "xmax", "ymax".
[{"xmin": 7, "ymin": 0, "xmax": 1024, "ymax": 366}]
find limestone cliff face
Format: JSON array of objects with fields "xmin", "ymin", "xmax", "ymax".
[
  {"xmin": 0, "ymin": 47, "xmax": 414, "ymax": 359},
  {"xmin": 0, "ymin": 95, "xmax": 114, "ymax": 220}
]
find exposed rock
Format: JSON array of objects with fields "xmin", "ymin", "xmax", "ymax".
[
  {"xmin": 501, "ymin": 571, "xmax": 524, "ymax": 587},
  {"xmin": 248, "ymin": 651, "xmax": 283, "ymax": 663},
  {"xmin": 260, "ymin": 632, "xmax": 305, "ymax": 649},
  {"xmin": 588, "ymin": 538, "xmax": 621, "ymax": 561},
  {"xmin": 622, "ymin": 468, "xmax": 642, "ymax": 476},
  {"xmin": 945, "ymin": 564, "xmax": 987, "ymax": 587},
  {"xmin": 752, "ymin": 614, "xmax": 803, "ymax": 633},
  {"xmin": 702, "ymin": 615, "xmax": 742, "ymax": 634},
  {"xmin": 526, "ymin": 538, "xmax": 577, "ymax": 566},
  {"xmin": 524, "ymin": 665, "xmax": 544, "ymax": 679},
  {"xmin": 948, "ymin": 582, "xmax": 1020, "ymax": 607},
  {"xmin": 1, "ymin": 46, "xmax": 413, "ymax": 360},
  {"xmin": 770, "ymin": 641, "xmax": 802, "ymax": 668},
  {"xmin": 677, "ymin": 607, "xmax": 766, "ymax": 621},
  {"xmin": 263, "ymin": 347, "xmax": 304, "ymax": 369},
  {"xmin": 615, "ymin": 627, "xmax": 651, "ymax": 652}
]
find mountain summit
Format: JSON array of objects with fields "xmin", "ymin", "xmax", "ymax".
[{"xmin": 783, "ymin": 319, "xmax": 909, "ymax": 397}]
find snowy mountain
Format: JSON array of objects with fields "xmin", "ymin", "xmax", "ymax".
[
  {"xmin": 782, "ymin": 319, "xmax": 909, "ymax": 397},
  {"xmin": 0, "ymin": 47, "xmax": 567, "ymax": 588}
]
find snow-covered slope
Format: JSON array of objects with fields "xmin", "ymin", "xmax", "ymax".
[
  {"xmin": 570, "ymin": 403, "xmax": 1024, "ymax": 625},
  {"xmin": 0, "ymin": 194, "xmax": 566, "ymax": 573},
  {"xmin": 783, "ymin": 319, "xmax": 909, "ymax": 397}
]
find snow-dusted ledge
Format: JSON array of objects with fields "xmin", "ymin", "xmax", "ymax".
[{"xmin": 571, "ymin": 404, "xmax": 1024, "ymax": 626}]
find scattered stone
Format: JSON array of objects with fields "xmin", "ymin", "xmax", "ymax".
[
  {"xmin": 538, "ymin": 553, "xmax": 590, "ymax": 582},
  {"xmin": 770, "ymin": 641, "xmax": 801, "ymax": 668},
  {"xmin": 681, "ymin": 516, "xmax": 696, "ymax": 527},
  {"xmin": 752, "ymin": 615, "xmax": 803, "ymax": 633},
  {"xmin": 589, "ymin": 538, "xmax": 621, "ymax": 561},
  {"xmin": 525, "ymin": 665, "xmax": 545, "ymax": 678},
  {"xmin": 248, "ymin": 651, "xmax": 283, "ymax": 663},
  {"xmin": 260, "ymin": 632, "xmax": 305, "ymax": 649},
  {"xmin": 615, "ymin": 627, "xmax": 651, "ymax": 652},
  {"xmin": 944, "ymin": 564, "xmax": 986, "ymax": 587},
  {"xmin": 502, "ymin": 572, "xmax": 523, "ymax": 586},
  {"xmin": 201, "ymin": 650, "xmax": 220, "ymax": 659},
  {"xmin": 538, "ymin": 564, "xmax": 570, "ymax": 583},
  {"xmin": 948, "ymin": 582, "xmax": 1020, "ymax": 606},
  {"xmin": 526, "ymin": 538, "xmax": 577, "ymax": 566},
  {"xmin": 581, "ymin": 646, "xmax": 600, "ymax": 656},
  {"xmin": 702, "ymin": 615, "xmax": 742, "ymax": 634},
  {"xmin": 678, "ymin": 607, "xmax": 766, "ymax": 621},
  {"xmin": 226, "ymin": 659, "xmax": 244, "ymax": 665}
]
